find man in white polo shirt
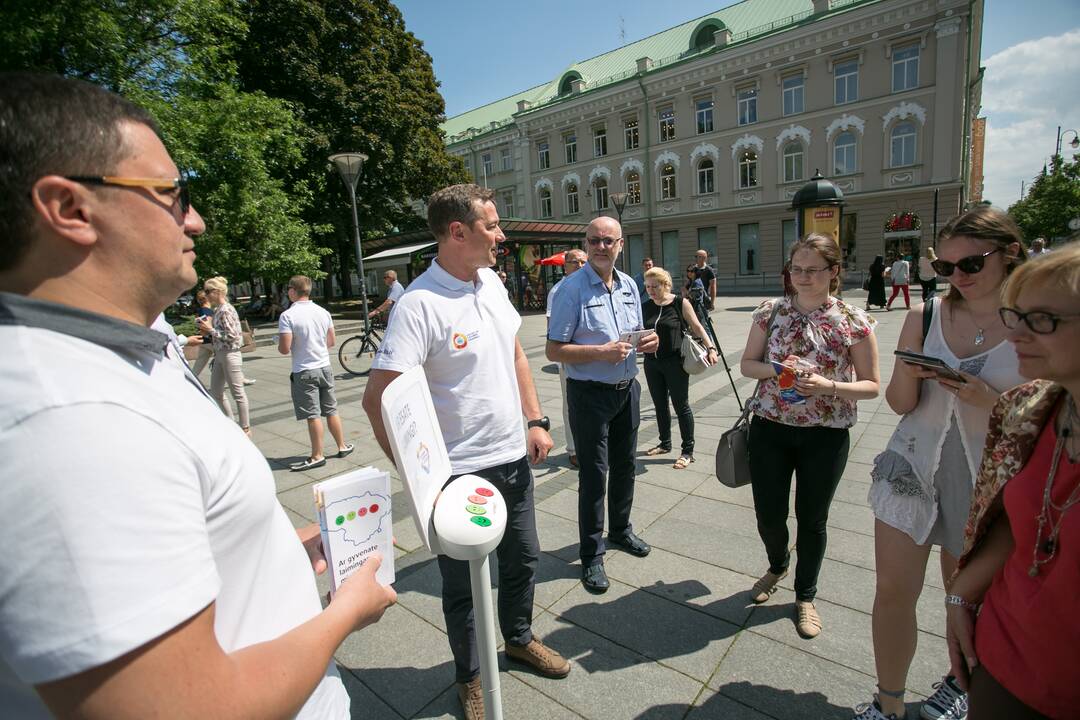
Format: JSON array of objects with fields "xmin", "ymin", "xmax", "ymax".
[
  {"xmin": 278, "ymin": 274, "xmax": 354, "ymax": 471},
  {"xmin": 0, "ymin": 72, "xmax": 395, "ymax": 719},
  {"xmin": 363, "ymin": 184, "xmax": 570, "ymax": 720}
]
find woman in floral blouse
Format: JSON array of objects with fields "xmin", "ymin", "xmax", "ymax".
[
  {"xmin": 855, "ymin": 206, "xmax": 1027, "ymax": 720},
  {"xmin": 197, "ymin": 276, "xmax": 251, "ymax": 437},
  {"xmin": 946, "ymin": 244, "xmax": 1080, "ymax": 719},
  {"xmin": 739, "ymin": 233, "xmax": 880, "ymax": 639}
]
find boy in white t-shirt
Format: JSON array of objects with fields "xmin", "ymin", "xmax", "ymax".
[{"xmin": 278, "ymin": 275, "xmax": 354, "ymax": 471}]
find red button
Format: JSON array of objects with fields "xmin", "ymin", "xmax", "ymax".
[
  {"xmin": 476, "ymin": 488, "xmax": 494, "ymax": 497},
  {"xmin": 467, "ymin": 495, "xmax": 488, "ymax": 505}
]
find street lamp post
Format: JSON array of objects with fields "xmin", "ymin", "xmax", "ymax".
[
  {"xmin": 329, "ymin": 152, "xmax": 371, "ymax": 333},
  {"xmin": 1055, "ymin": 126, "xmax": 1079, "ymax": 157},
  {"xmin": 609, "ymin": 191, "xmax": 629, "ymax": 273}
]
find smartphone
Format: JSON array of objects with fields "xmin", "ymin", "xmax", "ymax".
[{"xmin": 893, "ymin": 350, "xmax": 967, "ymax": 383}]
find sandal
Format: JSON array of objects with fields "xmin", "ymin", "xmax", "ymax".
[
  {"xmin": 795, "ymin": 600, "xmax": 822, "ymax": 638},
  {"xmin": 644, "ymin": 445, "xmax": 671, "ymax": 456},
  {"xmin": 673, "ymin": 455, "xmax": 694, "ymax": 469}
]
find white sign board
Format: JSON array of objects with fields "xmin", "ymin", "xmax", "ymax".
[{"xmin": 380, "ymin": 365, "xmax": 452, "ymax": 554}]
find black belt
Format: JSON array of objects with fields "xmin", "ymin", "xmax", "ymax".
[{"xmin": 568, "ymin": 377, "xmax": 634, "ymax": 391}]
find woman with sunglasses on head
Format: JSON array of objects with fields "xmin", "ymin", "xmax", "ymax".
[
  {"xmin": 944, "ymin": 244, "xmax": 1080, "ymax": 720},
  {"xmin": 741, "ymin": 233, "xmax": 880, "ymax": 640},
  {"xmin": 197, "ymin": 276, "xmax": 252, "ymax": 438},
  {"xmin": 854, "ymin": 206, "xmax": 1027, "ymax": 720}
]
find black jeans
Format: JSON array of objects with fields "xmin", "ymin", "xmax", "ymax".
[
  {"xmin": 438, "ymin": 455, "xmax": 539, "ymax": 683},
  {"xmin": 747, "ymin": 416, "xmax": 850, "ymax": 602},
  {"xmin": 567, "ymin": 378, "xmax": 640, "ymax": 567},
  {"xmin": 920, "ymin": 279, "xmax": 937, "ymax": 302},
  {"xmin": 643, "ymin": 354, "xmax": 694, "ymax": 455}
]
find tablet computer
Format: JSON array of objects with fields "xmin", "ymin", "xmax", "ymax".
[{"xmin": 893, "ymin": 350, "xmax": 966, "ymax": 383}]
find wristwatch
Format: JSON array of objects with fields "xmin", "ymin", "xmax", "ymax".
[{"xmin": 527, "ymin": 416, "xmax": 551, "ymax": 431}]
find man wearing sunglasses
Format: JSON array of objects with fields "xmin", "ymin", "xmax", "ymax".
[
  {"xmin": 0, "ymin": 73, "xmax": 394, "ymax": 719},
  {"xmin": 546, "ymin": 217, "xmax": 659, "ymax": 594}
]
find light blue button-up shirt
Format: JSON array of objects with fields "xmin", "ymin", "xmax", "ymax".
[{"xmin": 547, "ymin": 261, "xmax": 644, "ymax": 383}]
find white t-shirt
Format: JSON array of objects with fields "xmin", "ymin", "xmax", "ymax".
[
  {"xmin": 278, "ymin": 299, "xmax": 334, "ymax": 373},
  {"xmin": 890, "ymin": 259, "xmax": 910, "ymax": 285},
  {"xmin": 371, "ymin": 260, "xmax": 526, "ymax": 474},
  {"xmin": 0, "ymin": 296, "xmax": 347, "ymax": 719}
]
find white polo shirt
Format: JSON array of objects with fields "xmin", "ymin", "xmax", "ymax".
[
  {"xmin": 278, "ymin": 299, "xmax": 334, "ymax": 373},
  {"xmin": 371, "ymin": 260, "xmax": 526, "ymax": 474},
  {"xmin": 0, "ymin": 293, "xmax": 348, "ymax": 719}
]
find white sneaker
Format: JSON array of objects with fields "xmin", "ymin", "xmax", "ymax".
[
  {"xmin": 920, "ymin": 675, "xmax": 968, "ymax": 720},
  {"xmin": 852, "ymin": 700, "xmax": 899, "ymax": 720}
]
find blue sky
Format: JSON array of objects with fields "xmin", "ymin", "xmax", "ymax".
[{"xmin": 396, "ymin": 0, "xmax": 1080, "ymax": 208}]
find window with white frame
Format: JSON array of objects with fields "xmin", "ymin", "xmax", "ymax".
[
  {"xmin": 538, "ymin": 142, "xmax": 549, "ymax": 170},
  {"xmin": 890, "ymin": 122, "xmax": 917, "ymax": 167},
  {"xmin": 892, "ymin": 45, "xmax": 919, "ymax": 92},
  {"xmin": 834, "ymin": 131, "xmax": 857, "ymax": 175},
  {"xmin": 481, "ymin": 152, "xmax": 494, "ymax": 178},
  {"xmin": 834, "ymin": 60, "xmax": 858, "ymax": 105},
  {"xmin": 696, "ymin": 158, "xmax": 715, "ymax": 194},
  {"xmin": 500, "ymin": 147, "xmax": 512, "ymax": 172},
  {"xmin": 782, "ymin": 75, "xmax": 804, "ymax": 116},
  {"xmin": 782, "ymin": 142, "xmax": 804, "ymax": 183},
  {"xmin": 564, "ymin": 133, "xmax": 577, "ymax": 164},
  {"xmin": 658, "ymin": 105, "xmax": 676, "ymax": 142},
  {"xmin": 738, "ymin": 223, "xmax": 760, "ymax": 274},
  {"xmin": 624, "ymin": 117, "xmax": 639, "ymax": 150},
  {"xmin": 593, "ymin": 127, "xmax": 607, "ymax": 158},
  {"xmin": 659, "ymin": 163, "xmax": 677, "ymax": 199},
  {"xmin": 738, "ymin": 150, "xmax": 758, "ymax": 188},
  {"xmin": 737, "ymin": 87, "xmax": 757, "ymax": 126},
  {"xmin": 626, "ymin": 171, "xmax": 641, "ymax": 204},
  {"xmin": 539, "ymin": 187, "xmax": 552, "ymax": 218},
  {"xmin": 565, "ymin": 182, "xmax": 579, "ymax": 214},
  {"xmin": 696, "ymin": 98, "xmax": 714, "ymax": 134},
  {"xmin": 593, "ymin": 177, "xmax": 609, "ymax": 210},
  {"xmin": 502, "ymin": 191, "xmax": 515, "ymax": 218}
]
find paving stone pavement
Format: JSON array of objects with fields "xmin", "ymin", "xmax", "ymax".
[{"xmin": 232, "ymin": 291, "xmax": 945, "ymax": 720}]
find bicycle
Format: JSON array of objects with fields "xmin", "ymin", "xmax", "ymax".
[{"xmin": 337, "ymin": 315, "xmax": 386, "ymax": 376}]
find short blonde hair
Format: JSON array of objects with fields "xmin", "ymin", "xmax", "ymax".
[
  {"xmin": 644, "ymin": 266, "xmax": 672, "ymax": 290},
  {"xmin": 1002, "ymin": 242, "xmax": 1080, "ymax": 306},
  {"xmin": 203, "ymin": 276, "xmax": 228, "ymax": 295},
  {"xmin": 288, "ymin": 275, "xmax": 312, "ymax": 296}
]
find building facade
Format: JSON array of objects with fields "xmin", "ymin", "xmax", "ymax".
[{"xmin": 442, "ymin": 0, "xmax": 985, "ymax": 289}]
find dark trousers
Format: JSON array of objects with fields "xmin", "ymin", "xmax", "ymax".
[
  {"xmin": 643, "ymin": 354, "xmax": 694, "ymax": 455},
  {"xmin": 567, "ymin": 378, "xmax": 641, "ymax": 566},
  {"xmin": 920, "ymin": 279, "xmax": 937, "ymax": 302},
  {"xmin": 969, "ymin": 665, "xmax": 1049, "ymax": 719},
  {"xmin": 747, "ymin": 416, "xmax": 849, "ymax": 601},
  {"xmin": 438, "ymin": 455, "xmax": 539, "ymax": 683}
]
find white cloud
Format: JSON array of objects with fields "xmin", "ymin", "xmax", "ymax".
[{"xmin": 980, "ymin": 29, "xmax": 1080, "ymax": 207}]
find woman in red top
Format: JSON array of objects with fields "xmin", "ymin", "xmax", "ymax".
[{"xmin": 946, "ymin": 243, "xmax": 1080, "ymax": 719}]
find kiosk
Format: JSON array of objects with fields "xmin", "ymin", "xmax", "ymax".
[{"xmin": 379, "ymin": 366, "xmax": 507, "ymax": 720}]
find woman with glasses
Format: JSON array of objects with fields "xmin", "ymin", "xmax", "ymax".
[
  {"xmin": 197, "ymin": 276, "xmax": 252, "ymax": 438},
  {"xmin": 641, "ymin": 266, "xmax": 717, "ymax": 469},
  {"xmin": 855, "ymin": 206, "xmax": 1027, "ymax": 720},
  {"xmin": 740, "ymin": 233, "xmax": 880, "ymax": 640},
  {"xmin": 945, "ymin": 244, "xmax": 1080, "ymax": 719}
]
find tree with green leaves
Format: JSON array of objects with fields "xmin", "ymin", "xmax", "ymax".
[{"xmin": 1009, "ymin": 153, "xmax": 1080, "ymax": 245}]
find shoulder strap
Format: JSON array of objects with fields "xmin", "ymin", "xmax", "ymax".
[{"xmin": 922, "ymin": 297, "xmax": 934, "ymax": 343}]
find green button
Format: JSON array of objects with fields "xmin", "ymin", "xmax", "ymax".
[
  {"xmin": 466, "ymin": 504, "xmax": 486, "ymax": 515},
  {"xmin": 471, "ymin": 516, "xmax": 492, "ymax": 527}
]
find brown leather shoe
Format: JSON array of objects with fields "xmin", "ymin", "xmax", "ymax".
[
  {"xmin": 505, "ymin": 637, "xmax": 571, "ymax": 678},
  {"xmin": 456, "ymin": 676, "xmax": 484, "ymax": 720}
]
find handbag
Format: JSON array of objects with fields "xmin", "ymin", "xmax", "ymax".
[
  {"xmin": 680, "ymin": 333, "xmax": 709, "ymax": 375},
  {"xmin": 715, "ymin": 301, "xmax": 782, "ymax": 488}
]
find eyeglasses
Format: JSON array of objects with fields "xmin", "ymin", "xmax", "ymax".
[
  {"xmin": 586, "ymin": 236, "xmax": 621, "ymax": 247},
  {"xmin": 999, "ymin": 307, "xmax": 1080, "ymax": 334},
  {"xmin": 931, "ymin": 248, "xmax": 999, "ymax": 277},
  {"xmin": 565, "ymin": 258, "xmax": 587, "ymax": 266},
  {"xmin": 789, "ymin": 265, "xmax": 833, "ymax": 276},
  {"xmin": 66, "ymin": 175, "xmax": 191, "ymax": 215}
]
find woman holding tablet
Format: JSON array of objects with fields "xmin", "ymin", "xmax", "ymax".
[{"xmin": 854, "ymin": 206, "xmax": 1027, "ymax": 720}]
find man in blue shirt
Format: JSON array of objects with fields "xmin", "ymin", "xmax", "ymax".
[{"xmin": 546, "ymin": 216, "xmax": 658, "ymax": 594}]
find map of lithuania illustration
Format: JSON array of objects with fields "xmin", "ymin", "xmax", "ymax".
[{"xmin": 325, "ymin": 492, "xmax": 392, "ymax": 546}]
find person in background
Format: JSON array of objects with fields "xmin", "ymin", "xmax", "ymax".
[
  {"xmin": 919, "ymin": 247, "xmax": 939, "ymax": 303},
  {"xmin": 886, "ymin": 253, "xmax": 912, "ymax": 311},
  {"xmin": 547, "ymin": 248, "xmax": 588, "ymax": 469},
  {"xmin": 1029, "ymin": 237, "xmax": 1049, "ymax": 256},
  {"xmin": 856, "ymin": 205, "xmax": 1028, "ymax": 720},
  {"xmin": 945, "ymin": 244, "xmax": 1080, "ymax": 719},
  {"xmin": 692, "ymin": 249, "xmax": 717, "ymax": 310},
  {"xmin": 198, "ymin": 275, "xmax": 251, "ymax": 437},
  {"xmin": 641, "ymin": 266, "xmax": 717, "ymax": 469},
  {"xmin": 368, "ymin": 269, "xmax": 405, "ymax": 324},
  {"xmin": 634, "ymin": 257, "xmax": 654, "ymax": 298},
  {"xmin": 683, "ymin": 264, "xmax": 705, "ymax": 301},
  {"xmin": 740, "ymin": 233, "xmax": 880, "ymax": 640},
  {"xmin": 189, "ymin": 289, "xmax": 215, "ymax": 377},
  {"xmin": 866, "ymin": 255, "xmax": 888, "ymax": 311}
]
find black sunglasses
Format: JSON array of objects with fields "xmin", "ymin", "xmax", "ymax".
[
  {"xmin": 999, "ymin": 307, "xmax": 1080, "ymax": 335},
  {"xmin": 931, "ymin": 247, "xmax": 999, "ymax": 277},
  {"xmin": 66, "ymin": 175, "xmax": 191, "ymax": 215}
]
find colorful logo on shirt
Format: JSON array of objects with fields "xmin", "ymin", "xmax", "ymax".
[{"xmin": 452, "ymin": 332, "xmax": 468, "ymax": 350}]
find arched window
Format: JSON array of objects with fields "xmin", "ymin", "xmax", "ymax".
[
  {"xmin": 834, "ymin": 131, "xmax": 857, "ymax": 175},
  {"xmin": 782, "ymin": 143, "xmax": 803, "ymax": 183},
  {"xmin": 660, "ymin": 163, "xmax": 677, "ymax": 200},
  {"xmin": 738, "ymin": 150, "xmax": 758, "ymax": 189},
  {"xmin": 890, "ymin": 122, "xmax": 916, "ymax": 167},
  {"xmin": 565, "ymin": 182, "xmax": 580, "ymax": 215},
  {"xmin": 538, "ymin": 188, "xmax": 552, "ymax": 218},
  {"xmin": 593, "ymin": 177, "xmax": 609, "ymax": 210},
  {"xmin": 696, "ymin": 158, "xmax": 715, "ymax": 194},
  {"xmin": 626, "ymin": 171, "xmax": 641, "ymax": 204}
]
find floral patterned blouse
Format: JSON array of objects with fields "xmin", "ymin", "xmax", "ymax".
[
  {"xmin": 748, "ymin": 296, "xmax": 876, "ymax": 429},
  {"xmin": 211, "ymin": 301, "xmax": 244, "ymax": 352}
]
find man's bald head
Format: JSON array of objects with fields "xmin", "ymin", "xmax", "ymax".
[{"xmin": 586, "ymin": 216, "xmax": 621, "ymax": 242}]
